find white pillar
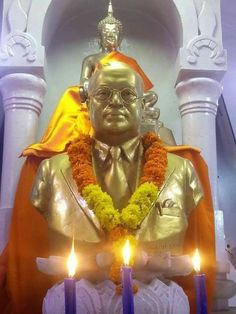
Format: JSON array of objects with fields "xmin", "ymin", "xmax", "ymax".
[
  {"xmin": 0, "ymin": 73, "xmax": 46, "ymax": 252},
  {"xmin": 175, "ymin": 77, "xmax": 227, "ymax": 265},
  {"xmin": 176, "ymin": 78, "xmax": 222, "ymax": 208}
]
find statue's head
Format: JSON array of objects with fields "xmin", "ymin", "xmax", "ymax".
[
  {"xmin": 87, "ymin": 61, "xmax": 144, "ymax": 144},
  {"xmin": 98, "ymin": 1, "xmax": 123, "ymax": 51}
]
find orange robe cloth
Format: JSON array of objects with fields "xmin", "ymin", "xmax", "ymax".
[{"xmin": 98, "ymin": 51, "xmax": 154, "ymax": 91}]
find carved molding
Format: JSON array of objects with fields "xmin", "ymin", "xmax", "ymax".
[
  {"xmin": 186, "ymin": 35, "xmax": 226, "ymax": 66},
  {"xmin": 0, "ymin": 30, "xmax": 37, "ymax": 62},
  {"xmin": 193, "ymin": 0, "xmax": 203, "ymax": 16},
  {"xmin": 198, "ymin": 1, "xmax": 217, "ymax": 37},
  {"xmin": 7, "ymin": 0, "xmax": 28, "ymax": 33},
  {"xmin": 189, "ymin": 1, "xmax": 221, "ymax": 67},
  {"xmin": 0, "ymin": 0, "xmax": 37, "ymax": 63},
  {"xmin": 43, "ymin": 278, "xmax": 190, "ymax": 314}
]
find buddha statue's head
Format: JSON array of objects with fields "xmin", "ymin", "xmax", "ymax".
[
  {"xmin": 98, "ymin": 1, "xmax": 123, "ymax": 52},
  {"xmin": 87, "ymin": 61, "xmax": 144, "ymax": 145}
]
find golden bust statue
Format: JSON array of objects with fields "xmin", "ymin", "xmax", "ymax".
[{"xmin": 31, "ymin": 61, "xmax": 202, "ymax": 282}]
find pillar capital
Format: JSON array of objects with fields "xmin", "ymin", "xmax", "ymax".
[
  {"xmin": 176, "ymin": 77, "xmax": 223, "ymax": 117},
  {"xmin": 0, "ymin": 73, "xmax": 46, "ymax": 115}
]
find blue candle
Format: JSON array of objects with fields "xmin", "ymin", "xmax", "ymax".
[
  {"xmin": 121, "ymin": 239, "xmax": 134, "ymax": 314},
  {"xmin": 193, "ymin": 249, "xmax": 208, "ymax": 314},
  {"xmin": 64, "ymin": 278, "xmax": 76, "ymax": 314},
  {"xmin": 194, "ymin": 273, "xmax": 208, "ymax": 314},
  {"xmin": 122, "ymin": 266, "xmax": 135, "ymax": 314},
  {"xmin": 65, "ymin": 239, "xmax": 78, "ymax": 314}
]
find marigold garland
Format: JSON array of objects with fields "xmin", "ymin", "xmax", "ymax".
[{"xmin": 67, "ymin": 132, "xmax": 167, "ymax": 284}]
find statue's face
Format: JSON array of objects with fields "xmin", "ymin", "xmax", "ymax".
[
  {"xmin": 87, "ymin": 63, "xmax": 144, "ymax": 143},
  {"xmin": 100, "ymin": 24, "xmax": 120, "ymax": 50}
]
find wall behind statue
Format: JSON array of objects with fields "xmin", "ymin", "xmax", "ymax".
[{"xmin": 37, "ymin": 8, "xmax": 182, "ymax": 144}]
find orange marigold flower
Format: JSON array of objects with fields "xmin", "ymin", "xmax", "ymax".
[
  {"xmin": 109, "ymin": 226, "xmax": 129, "ymax": 242},
  {"xmin": 109, "ymin": 262, "xmax": 121, "ymax": 285},
  {"xmin": 142, "ymin": 132, "xmax": 159, "ymax": 149}
]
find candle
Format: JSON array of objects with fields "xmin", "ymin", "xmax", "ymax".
[
  {"xmin": 121, "ymin": 239, "xmax": 135, "ymax": 314},
  {"xmin": 64, "ymin": 240, "xmax": 78, "ymax": 314},
  {"xmin": 193, "ymin": 249, "xmax": 208, "ymax": 314}
]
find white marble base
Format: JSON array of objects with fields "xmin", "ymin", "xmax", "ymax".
[{"xmin": 43, "ymin": 278, "xmax": 190, "ymax": 314}]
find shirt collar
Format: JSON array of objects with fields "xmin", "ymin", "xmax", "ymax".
[{"xmin": 94, "ymin": 136, "xmax": 141, "ymax": 162}]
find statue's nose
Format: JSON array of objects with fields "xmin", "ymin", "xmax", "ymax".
[
  {"xmin": 107, "ymin": 32, "xmax": 115, "ymax": 38},
  {"xmin": 110, "ymin": 91, "xmax": 123, "ymax": 107}
]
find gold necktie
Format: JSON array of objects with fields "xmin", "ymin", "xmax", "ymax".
[{"xmin": 104, "ymin": 146, "xmax": 130, "ymax": 210}]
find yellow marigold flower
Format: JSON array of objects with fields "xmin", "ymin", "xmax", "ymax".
[
  {"xmin": 83, "ymin": 184, "xmax": 113, "ymax": 207},
  {"xmin": 130, "ymin": 182, "xmax": 158, "ymax": 205},
  {"xmin": 98, "ymin": 206, "xmax": 120, "ymax": 230},
  {"xmin": 121, "ymin": 204, "xmax": 141, "ymax": 229}
]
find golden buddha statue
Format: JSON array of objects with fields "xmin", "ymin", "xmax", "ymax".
[
  {"xmin": 80, "ymin": 0, "xmax": 123, "ymax": 95},
  {"xmin": 79, "ymin": 0, "xmax": 158, "ymax": 110}
]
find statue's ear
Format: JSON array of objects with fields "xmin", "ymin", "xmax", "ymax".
[
  {"xmin": 141, "ymin": 97, "xmax": 145, "ymax": 109},
  {"xmin": 118, "ymin": 35, "xmax": 122, "ymax": 50},
  {"xmin": 143, "ymin": 92, "xmax": 150, "ymax": 109},
  {"xmin": 98, "ymin": 37, "xmax": 102, "ymax": 49},
  {"xmin": 86, "ymin": 97, "xmax": 90, "ymax": 110},
  {"xmin": 79, "ymin": 86, "xmax": 88, "ymax": 104}
]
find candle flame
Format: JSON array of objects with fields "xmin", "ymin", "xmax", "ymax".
[
  {"xmin": 67, "ymin": 239, "xmax": 78, "ymax": 277},
  {"xmin": 193, "ymin": 248, "xmax": 201, "ymax": 273},
  {"xmin": 122, "ymin": 239, "xmax": 132, "ymax": 266}
]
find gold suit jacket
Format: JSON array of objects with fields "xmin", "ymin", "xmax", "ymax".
[{"xmin": 31, "ymin": 151, "xmax": 203, "ymax": 255}]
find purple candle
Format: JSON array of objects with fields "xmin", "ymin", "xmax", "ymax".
[
  {"xmin": 64, "ymin": 277, "xmax": 76, "ymax": 314},
  {"xmin": 64, "ymin": 241, "xmax": 78, "ymax": 314},
  {"xmin": 121, "ymin": 239, "xmax": 134, "ymax": 314},
  {"xmin": 194, "ymin": 274, "xmax": 208, "ymax": 314},
  {"xmin": 193, "ymin": 249, "xmax": 208, "ymax": 314}
]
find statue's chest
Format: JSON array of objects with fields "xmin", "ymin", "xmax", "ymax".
[{"xmin": 92, "ymin": 148, "xmax": 143, "ymax": 209}]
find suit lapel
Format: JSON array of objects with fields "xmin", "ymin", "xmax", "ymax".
[
  {"xmin": 158, "ymin": 157, "xmax": 176, "ymax": 197},
  {"xmin": 60, "ymin": 164, "xmax": 103, "ymax": 237}
]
